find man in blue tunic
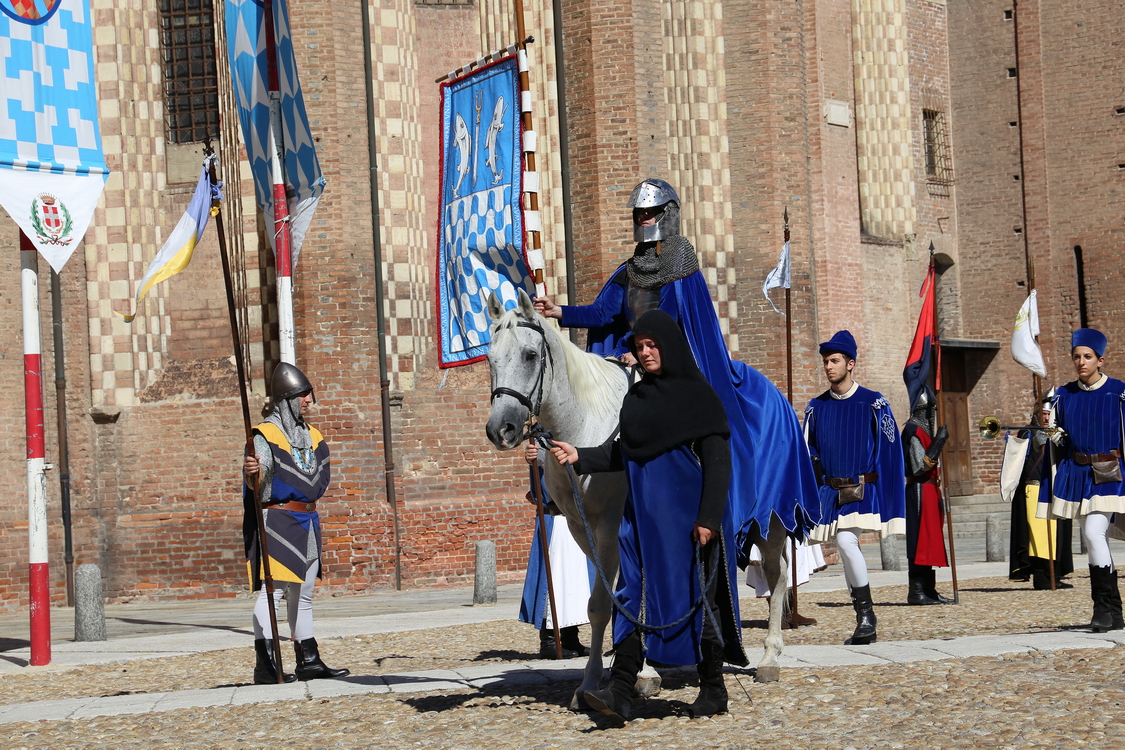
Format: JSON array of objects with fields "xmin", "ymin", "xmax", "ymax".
[
  {"xmin": 549, "ymin": 311, "xmax": 746, "ymax": 721},
  {"xmin": 1047, "ymin": 328, "xmax": 1125, "ymax": 631},
  {"xmin": 534, "ymin": 178, "xmax": 820, "ymax": 563},
  {"xmin": 806, "ymin": 331, "xmax": 906, "ymax": 645}
]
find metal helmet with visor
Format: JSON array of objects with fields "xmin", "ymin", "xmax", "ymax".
[{"xmin": 626, "ymin": 179, "xmax": 681, "ymax": 242}]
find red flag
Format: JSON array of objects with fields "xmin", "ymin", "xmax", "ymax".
[{"xmin": 903, "ymin": 262, "xmax": 937, "ymax": 409}]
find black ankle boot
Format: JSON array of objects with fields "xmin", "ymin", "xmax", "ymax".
[
  {"xmin": 686, "ymin": 639, "xmax": 728, "ymax": 717},
  {"xmin": 907, "ymin": 567, "xmax": 940, "ymax": 605},
  {"xmin": 584, "ymin": 631, "xmax": 642, "ymax": 721},
  {"xmin": 559, "ymin": 626, "xmax": 591, "ymax": 657},
  {"xmin": 293, "ymin": 637, "xmax": 350, "ymax": 681},
  {"xmin": 923, "ymin": 568, "xmax": 954, "ymax": 604},
  {"xmin": 539, "ymin": 626, "xmax": 580, "ymax": 659},
  {"xmin": 253, "ymin": 639, "xmax": 296, "ymax": 685},
  {"xmin": 848, "ymin": 585, "xmax": 877, "ymax": 645}
]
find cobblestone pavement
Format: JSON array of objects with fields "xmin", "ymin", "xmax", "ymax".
[
  {"xmin": 0, "ymin": 574, "xmax": 1122, "ymax": 747},
  {"xmin": 2, "ymin": 643, "xmax": 1121, "ymax": 748}
]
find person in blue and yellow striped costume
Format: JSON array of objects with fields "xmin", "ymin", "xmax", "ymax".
[{"xmin": 243, "ymin": 363, "xmax": 349, "ymax": 684}]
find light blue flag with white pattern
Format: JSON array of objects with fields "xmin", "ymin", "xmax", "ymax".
[
  {"xmin": 225, "ymin": 0, "xmax": 325, "ymax": 269},
  {"xmin": 0, "ymin": 0, "xmax": 108, "ymax": 273}
]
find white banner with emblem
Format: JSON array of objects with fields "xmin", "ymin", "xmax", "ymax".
[{"xmin": 0, "ymin": 0, "xmax": 108, "ymax": 273}]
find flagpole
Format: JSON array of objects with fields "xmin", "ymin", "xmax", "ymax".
[
  {"xmin": 930, "ymin": 243, "xmax": 960, "ymax": 604},
  {"xmin": 20, "ymin": 231, "xmax": 50, "ymax": 666},
  {"xmin": 205, "ymin": 147, "xmax": 287, "ymax": 682},
  {"xmin": 263, "ymin": 0, "xmax": 296, "ymax": 365},
  {"xmin": 782, "ymin": 208, "xmax": 803, "ymax": 626},
  {"xmin": 512, "ymin": 0, "xmax": 563, "ymax": 660}
]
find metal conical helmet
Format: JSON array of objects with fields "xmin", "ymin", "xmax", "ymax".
[{"xmin": 271, "ymin": 362, "xmax": 315, "ymax": 403}]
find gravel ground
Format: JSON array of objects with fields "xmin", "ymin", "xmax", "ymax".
[
  {"xmin": 2, "ymin": 647, "xmax": 1121, "ymax": 748},
  {"xmin": 0, "ymin": 573, "xmax": 1119, "ymax": 748},
  {"xmin": 0, "ymin": 575, "xmax": 1097, "ymax": 706}
]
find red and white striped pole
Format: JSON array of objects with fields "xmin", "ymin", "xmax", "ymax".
[
  {"xmin": 20, "ymin": 231, "xmax": 51, "ymax": 666},
  {"xmin": 263, "ymin": 0, "xmax": 295, "ymax": 365},
  {"xmin": 268, "ymin": 119, "xmax": 295, "ymax": 365}
]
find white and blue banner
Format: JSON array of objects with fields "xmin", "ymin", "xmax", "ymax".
[
  {"xmin": 0, "ymin": 0, "xmax": 108, "ymax": 273},
  {"xmin": 436, "ymin": 56, "xmax": 531, "ymax": 368},
  {"xmin": 226, "ymin": 0, "xmax": 325, "ymax": 268}
]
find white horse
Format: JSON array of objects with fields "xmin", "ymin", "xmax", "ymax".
[{"xmin": 484, "ymin": 291, "xmax": 792, "ymax": 711}]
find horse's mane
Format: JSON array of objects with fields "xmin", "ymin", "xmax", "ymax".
[{"xmin": 493, "ymin": 309, "xmax": 627, "ymax": 425}]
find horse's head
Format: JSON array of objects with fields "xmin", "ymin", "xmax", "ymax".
[{"xmin": 485, "ymin": 289, "xmax": 550, "ymax": 450}]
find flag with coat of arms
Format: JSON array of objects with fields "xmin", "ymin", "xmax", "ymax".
[{"xmin": 0, "ymin": 0, "xmax": 108, "ymax": 273}]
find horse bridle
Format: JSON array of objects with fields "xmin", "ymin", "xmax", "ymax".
[{"xmin": 489, "ymin": 320, "xmax": 554, "ymax": 423}]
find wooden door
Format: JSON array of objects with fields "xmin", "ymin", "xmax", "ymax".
[{"xmin": 940, "ymin": 349, "xmax": 974, "ymax": 496}]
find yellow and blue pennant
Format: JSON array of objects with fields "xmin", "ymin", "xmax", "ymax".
[{"xmin": 117, "ymin": 156, "xmax": 222, "ymax": 322}]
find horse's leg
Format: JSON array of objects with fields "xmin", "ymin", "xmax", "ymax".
[
  {"xmin": 570, "ymin": 571, "xmax": 609, "ymax": 711},
  {"xmin": 755, "ymin": 524, "xmax": 788, "ymax": 683}
]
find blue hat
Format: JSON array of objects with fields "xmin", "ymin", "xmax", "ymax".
[
  {"xmin": 819, "ymin": 330, "xmax": 858, "ymax": 361},
  {"xmin": 1071, "ymin": 328, "xmax": 1107, "ymax": 357}
]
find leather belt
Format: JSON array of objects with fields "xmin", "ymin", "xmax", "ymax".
[
  {"xmin": 1073, "ymin": 450, "xmax": 1121, "ymax": 466},
  {"xmin": 826, "ymin": 472, "xmax": 878, "ymax": 489},
  {"xmin": 264, "ymin": 500, "xmax": 317, "ymax": 512},
  {"xmin": 907, "ymin": 476, "xmax": 937, "ymax": 485}
]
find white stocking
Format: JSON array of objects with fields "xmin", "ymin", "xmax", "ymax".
[
  {"xmin": 1083, "ymin": 512, "xmax": 1115, "ymax": 570},
  {"xmin": 252, "ymin": 560, "xmax": 319, "ymax": 641},
  {"xmin": 836, "ymin": 527, "xmax": 870, "ymax": 589}
]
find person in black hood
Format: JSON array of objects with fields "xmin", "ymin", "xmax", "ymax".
[{"xmin": 548, "ymin": 310, "xmax": 746, "ymax": 721}]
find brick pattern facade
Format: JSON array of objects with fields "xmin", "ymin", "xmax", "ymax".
[{"xmin": 2, "ymin": 0, "xmax": 1121, "ymax": 611}]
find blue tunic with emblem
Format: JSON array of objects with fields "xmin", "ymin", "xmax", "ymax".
[
  {"xmin": 559, "ymin": 267, "xmax": 822, "ymax": 559},
  {"xmin": 1050, "ymin": 377, "xmax": 1125, "ymax": 519},
  {"xmin": 804, "ymin": 386, "xmax": 906, "ymax": 541}
]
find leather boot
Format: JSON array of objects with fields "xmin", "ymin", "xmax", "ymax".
[
  {"xmin": 560, "ymin": 625, "xmax": 591, "ymax": 657},
  {"xmin": 293, "ymin": 637, "xmax": 350, "ymax": 681},
  {"xmin": 686, "ymin": 638, "xmax": 728, "ymax": 717},
  {"xmin": 1089, "ymin": 565, "xmax": 1115, "ymax": 632},
  {"xmin": 907, "ymin": 567, "xmax": 941, "ymax": 605},
  {"xmin": 848, "ymin": 585, "xmax": 877, "ymax": 645},
  {"xmin": 1107, "ymin": 568, "xmax": 1124, "ymax": 631},
  {"xmin": 923, "ymin": 567, "xmax": 955, "ymax": 604},
  {"xmin": 584, "ymin": 631, "xmax": 642, "ymax": 721},
  {"xmin": 539, "ymin": 626, "xmax": 580, "ymax": 659},
  {"xmin": 253, "ymin": 639, "xmax": 296, "ymax": 685}
]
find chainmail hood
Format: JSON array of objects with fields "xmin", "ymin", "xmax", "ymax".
[
  {"xmin": 265, "ymin": 395, "xmax": 313, "ymax": 451},
  {"xmin": 626, "ymin": 234, "xmax": 699, "ymax": 290}
]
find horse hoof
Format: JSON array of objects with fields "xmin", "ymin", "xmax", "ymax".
[
  {"xmin": 634, "ymin": 675, "xmax": 662, "ymax": 697},
  {"xmin": 569, "ymin": 692, "xmax": 591, "ymax": 712},
  {"xmin": 754, "ymin": 665, "xmax": 781, "ymax": 683}
]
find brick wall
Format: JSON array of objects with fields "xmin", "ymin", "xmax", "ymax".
[{"xmin": 3, "ymin": 0, "xmax": 1122, "ymax": 613}]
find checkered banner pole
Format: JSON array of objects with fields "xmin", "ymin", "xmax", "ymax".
[{"xmin": 1, "ymin": 0, "xmax": 111, "ymax": 667}]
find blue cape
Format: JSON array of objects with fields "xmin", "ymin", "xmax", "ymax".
[{"xmin": 559, "ymin": 267, "xmax": 822, "ymax": 562}]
